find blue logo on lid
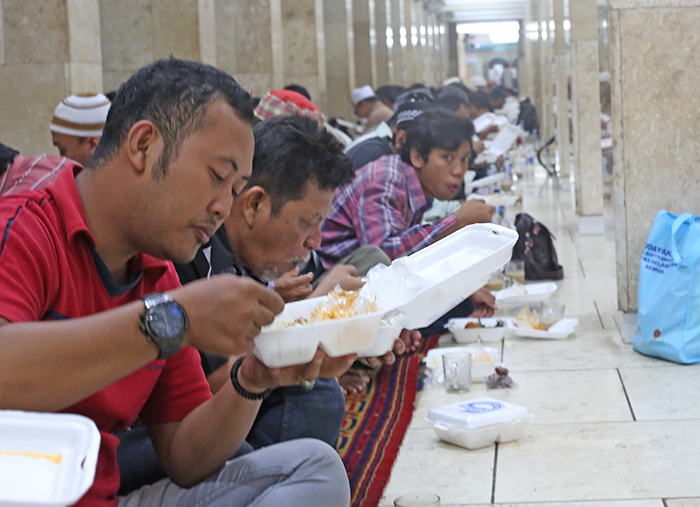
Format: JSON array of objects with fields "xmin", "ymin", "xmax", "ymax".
[{"xmin": 458, "ymin": 401, "xmax": 504, "ymax": 414}]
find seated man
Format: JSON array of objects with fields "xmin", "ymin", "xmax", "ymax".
[
  {"xmin": 0, "ymin": 143, "xmax": 74, "ymax": 197},
  {"xmin": 351, "ymin": 85, "xmax": 394, "ymax": 132},
  {"xmin": 317, "ymin": 109, "xmax": 496, "ymax": 325},
  {"xmin": 0, "ymin": 58, "xmax": 351, "ymax": 507},
  {"xmin": 49, "ymin": 92, "xmax": 111, "ymax": 166},
  {"xmin": 318, "ymin": 108, "xmax": 494, "ymax": 267}
]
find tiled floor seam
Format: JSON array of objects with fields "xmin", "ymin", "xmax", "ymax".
[{"xmin": 617, "ymin": 368, "xmax": 637, "ymax": 421}]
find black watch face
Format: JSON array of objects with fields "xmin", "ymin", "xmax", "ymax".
[{"xmin": 149, "ymin": 304, "xmax": 186, "ymax": 339}]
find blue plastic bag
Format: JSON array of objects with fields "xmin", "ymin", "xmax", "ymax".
[{"xmin": 633, "ymin": 211, "xmax": 700, "ymax": 364}]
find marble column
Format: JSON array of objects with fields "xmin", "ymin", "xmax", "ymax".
[
  {"xmin": 520, "ymin": 0, "xmax": 534, "ymax": 100},
  {"xmin": 323, "ymin": 0, "xmax": 355, "ymax": 118},
  {"xmin": 402, "ymin": 0, "xmax": 415, "ymax": 86},
  {"xmin": 0, "ymin": 0, "xmax": 102, "ymax": 155},
  {"xmin": 447, "ymin": 22, "xmax": 459, "ymax": 81},
  {"xmin": 353, "ymin": 0, "xmax": 372, "ymax": 89},
  {"xmin": 553, "ymin": 0, "xmax": 570, "ymax": 178},
  {"xmin": 387, "ymin": 0, "xmax": 405, "ymax": 85},
  {"xmin": 373, "ymin": 0, "xmax": 389, "ymax": 86},
  {"xmin": 411, "ymin": 0, "xmax": 424, "ymax": 85},
  {"xmin": 609, "ymin": 0, "xmax": 700, "ymax": 317},
  {"xmin": 280, "ymin": 0, "xmax": 322, "ymax": 101},
  {"xmin": 538, "ymin": 0, "xmax": 553, "ymax": 143},
  {"xmin": 569, "ymin": 0, "xmax": 603, "ymax": 234}
]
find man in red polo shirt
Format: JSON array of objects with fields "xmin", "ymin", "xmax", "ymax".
[{"xmin": 0, "ymin": 59, "xmax": 352, "ymax": 507}]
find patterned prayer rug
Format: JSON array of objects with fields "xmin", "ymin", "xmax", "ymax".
[{"xmin": 336, "ymin": 335, "xmax": 441, "ymax": 507}]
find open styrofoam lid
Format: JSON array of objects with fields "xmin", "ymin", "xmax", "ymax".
[
  {"xmin": 362, "ymin": 224, "xmax": 518, "ymax": 329},
  {"xmin": 426, "ymin": 397, "xmax": 531, "ymax": 430}
]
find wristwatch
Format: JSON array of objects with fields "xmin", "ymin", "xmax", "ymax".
[{"xmin": 139, "ymin": 293, "xmax": 189, "ymax": 359}]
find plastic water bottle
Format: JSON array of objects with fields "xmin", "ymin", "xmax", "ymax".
[{"xmin": 525, "ymin": 146, "xmax": 535, "ymax": 179}]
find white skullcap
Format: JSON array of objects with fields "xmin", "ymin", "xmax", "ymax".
[
  {"xmin": 599, "ymin": 71, "xmax": 611, "ymax": 83},
  {"xmin": 351, "ymin": 85, "xmax": 375, "ymax": 105},
  {"xmin": 443, "ymin": 77, "xmax": 462, "ymax": 86},
  {"xmin": 50, "ymin": 93, "xmax": 111, "ymax": 137},
  {"xmin": 469, "ymin": 76, "xmax": 488, "ymax": 87}
]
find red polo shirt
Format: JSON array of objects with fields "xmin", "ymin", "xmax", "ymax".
[{"xmin": 0, "ymin": 167, "xmax": 212, "ymax": 507}]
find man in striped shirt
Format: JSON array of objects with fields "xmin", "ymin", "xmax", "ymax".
[{"xmin": 318, "ymin": 108, "xmax": 495, "ymax": 269}]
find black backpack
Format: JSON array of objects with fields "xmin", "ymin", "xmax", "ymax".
[
  {"xmin": 512, "ymin": 213, "xmax": 564, "ymax": 280},
  {"xmin": 518, "ymin": 98, "xmax": 539, "ymax": 134}
]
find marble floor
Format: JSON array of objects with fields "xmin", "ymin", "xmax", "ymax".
[{"xmin": 379, "ymin": 174, "xmax": 700, "ymax": 507}]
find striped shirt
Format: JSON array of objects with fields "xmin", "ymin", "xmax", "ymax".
[{"xmin": 317, "ymin": 154, "xmax": 457, "ymax": 268}]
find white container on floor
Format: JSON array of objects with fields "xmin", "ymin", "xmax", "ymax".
[
  {"xmin": 0, "ymin": 411, "xmax": 100, "ymax": 507},
  {"xmin": 426, "ymin": 397, "xmax": 534, "ymax": 450}
]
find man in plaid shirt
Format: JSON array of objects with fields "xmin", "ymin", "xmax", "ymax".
[{"xmin": 317, "ymin": 108, "xmax": 495, "ymax": 270}]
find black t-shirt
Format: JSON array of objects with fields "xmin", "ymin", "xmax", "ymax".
[{"xmin": 346, "ymin": 137, "xmax": 393, "ymax": 170}]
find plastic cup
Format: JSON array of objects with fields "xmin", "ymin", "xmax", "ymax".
[
  {"xmin": 539, "ymin": 302, "xmax": 566, "ymax": 329},
  {"xmin": 505, "ymin": 259, "xmax": 525, "ymax": 284},
  {"xmin": 442, "ymin": 352, "xmax": 471, "ymax": 393},
  {"xmin": 394, "ymin": 493, "xmax": 441, "ymax": 506}
]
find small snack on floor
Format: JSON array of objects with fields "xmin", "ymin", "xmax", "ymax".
[
  {"xmin": 513, "ymin": 306, "xmax": 546, "ymax": 330},
  {"xmin": 485, "ymin": 366, "xmax": 517, "ymax": 389}
]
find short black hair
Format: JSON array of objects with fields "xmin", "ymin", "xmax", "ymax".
[
  {"xmin": 434, "ymin": 87, "xmax": 470, "ymax": 112},
  {"xmin": 471, "ymin": 91, "xmax": 493, "ymax": 113},
  {"xmin": 399, "ymin": 108, "xmax": 475, "ymax": 165},
  {"xmin": 283, "ymin": 84, "xmax": 311, "ymax": 101},
  {"xmin": 446, "ymin": 81, "xmax": 473, "ymax": 102},
  {"xmin": 91, "ymin": 57, "xmax": 254, "ymax": 178},
  {"xmin": 375, "ymin": 85, "xmax": 406, "ymax": 106},
  {"xmin": 490, "ymin": 88, "xmax": 507, "ymax": 101},
  {"xmin": 249, "ymin": 116, "xmax": 355, "ymax": 215},
  {"xmin": 0, "ymin": 143, "xmax": 19, "ymax": 176}
]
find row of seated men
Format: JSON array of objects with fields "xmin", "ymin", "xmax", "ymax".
[{"xmin": 0, "ymin": 58, "xmax": 504, "ymax": 507}]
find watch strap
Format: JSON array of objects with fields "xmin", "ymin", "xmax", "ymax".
[{"xmin": 230, "ymin": 357, "xmax": 272, "ymax": 401}]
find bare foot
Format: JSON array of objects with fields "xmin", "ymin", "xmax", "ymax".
[{"xmin": 338, "ymin": 370, "xmax": 370, "ymax": 395}]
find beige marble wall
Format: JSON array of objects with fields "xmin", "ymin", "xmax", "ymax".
[
  {"xmin": 0, "ymin": 0, "xmax": 102, "ymax": 156},
  {"xmin": 214, "ymin": 0, "xmax": 275, "ymax": 97},
  {"xmin": 100, "ymin": 0, "xmax": 200, "ymax": 92},
  {"xmin": 610, "ymin": 1, "xmax": 700, "ymax": 311}
]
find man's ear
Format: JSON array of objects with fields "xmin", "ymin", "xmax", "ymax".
[
  {"xmin": 87, "ymin": 136, "xmax": 101, "ymax": 155},
  {"xmin": 394, "ymin": 130, "xmax": 406, "ymax": 149},
  {"xmin": 409, "ymin": 147, "xmax": 425, "ymax": 170},
  {"xmin": 125, "ymin": 120, "xmax": 160, "ymax": 174},
  {"xmin": 239, "ymin": 186, "xmax": 270, "ymax": 226}
]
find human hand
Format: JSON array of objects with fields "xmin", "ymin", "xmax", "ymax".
[
  {"xmin": 273, "ymin": 266, "xmax": 314, "ymax": 302},
  {"xmin": 469, "ymin": 287, "xmax": 497, "ymax": 318},
  {"xmin": 472, "ymin": 140, "xmax": 485, "ymax": 154},
  {"xmin": 359, "ymin": 329, "xmax": 421, "ymax": 368},
  {"xmin": 478, "ymin": 124, "xmax": 500, "ymax": 139},
  {"xmin": 310, "ymin": 265, "xmax": 364, "ymax": 298},
  {"xmin": 173, "ymin": 274, "xmax": 285, "ymax": 356},
  {"xmin": 236, "ymin": 349, "xmax": 356, "ymax": 392},
  {"xmin": 496, "ymin": 155, "xmax": 505, "ymax": 170},
  {"xmin": 455, "ymin": 199, "xmax": 495, "ymax": 228}
]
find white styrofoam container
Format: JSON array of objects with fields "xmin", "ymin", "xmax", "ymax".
[
  {"xmin": 357, "ymin": 324, "xmax": 402, "ymax": 358},
  {"xmin": 0, "ymin": 411, "xmax": 100, "ymax": 507},
  {"xmin": 513, "ymin": 318, "xmax": 578, "ymax": 340},
  {"xmin": 446, "ymin": 318, "xmax": 514, "ymax": 343},
  {"xmin": 254, "ymin": 297, "xmax": 388, "ymax": 367},
  {"xmin": 426, "ymin": 397, "xmax": 534, "ymax": 450},
  {"xmin": 370, "ymin": 224, "xmax": 519, "ymax": 330},
  {"xmin": 494, "ymin": 282, "xmax": 558, "ymax": 306}
]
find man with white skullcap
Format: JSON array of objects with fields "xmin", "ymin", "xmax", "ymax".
[
  {"xmin": 50, "ymin": 93, "xmax": 111, "ymax": 166},
  {"xmin": 351, "ymin": 85, "xmax": 393, "ymax": 132}
]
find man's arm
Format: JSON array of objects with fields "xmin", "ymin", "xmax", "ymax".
[{"xmin": 0, "ymin": 275, "xmax": 284, "ymax": 411}]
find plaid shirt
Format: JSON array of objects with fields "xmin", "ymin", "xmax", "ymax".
[{"xmin": 317, "ymin": 154, "xmax": 457, "ymax": 269}]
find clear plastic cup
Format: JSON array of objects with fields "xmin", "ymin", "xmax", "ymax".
[
  {"xmin": 539, "ymin": 302, "xmax": 566, "ymax": 329},
  {"xmin": 442, "ymin": 352, "xmax": 471, "ymax": 393},
  {"xmin": 505, "ymin": 259, "xmax": 525, "ymax": 284}
]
